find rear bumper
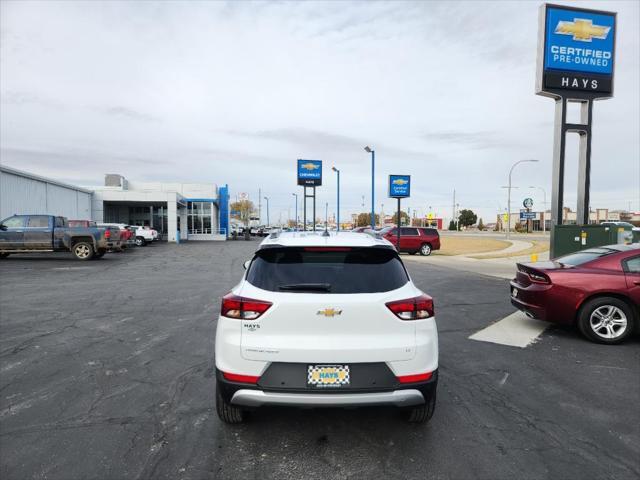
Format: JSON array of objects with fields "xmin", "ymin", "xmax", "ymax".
[
  {"xmin": 216, "ymin": 367, "xmax": 437, "ymax": 407},
  {"xmin": 231, "ymin": 389, "xmax": 425, "ymax": 407}
]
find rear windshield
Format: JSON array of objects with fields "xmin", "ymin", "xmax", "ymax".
[
  {"xmin": 246, "ymin": 247, "xmax": 409, "ymax": 293},
  {"xmin": 556, "ymin": 248, "xmax": 616, "ymax": 266}
]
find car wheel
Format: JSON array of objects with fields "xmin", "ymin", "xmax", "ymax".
[
  {"xmin": 406, "ymin": 390, "xmax": 436, "ymax": 423},
  {"xmin": 0, "ymin": 253, "xmax": 9, "ymax": 259},
  {"xmin": 419, "ymin": 243, "xmax": 432, "ymax": 256},
  {"xmin": 135, "ymin": 237, "xmax": 146, "ymax": 247},
  {"xmin": 72, "ymin": 242, "xmax": 94, "ymax": 261},
  {"xmin": 578, "ymin": 296, "xmax": 635, "ymax": 345},
  {"xmin": 216, "ymin": 385, "xmax": 244, "ymax": 424}
]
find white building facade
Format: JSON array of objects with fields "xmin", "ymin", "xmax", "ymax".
[{"xmin": 91, "ymin": 175, "xmax": 229, "ymax": 242}]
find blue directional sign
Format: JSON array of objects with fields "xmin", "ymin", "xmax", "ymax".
[
  {"xmin": 520, "ymin": 211, "xmax": 537, "ymax": 220},
  {"xmin": 297, "ymin": 159, "xmax": 322, "ymax": 186},
  {"xmin": 538, "ymin": 4, "xmax": 616, "ymax": 96},
  {"xmin": 388, "ymin": 175, "xmax": 411, "ymax": 198}
]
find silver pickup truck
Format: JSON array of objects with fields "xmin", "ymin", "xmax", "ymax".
[{"xmin": 0, "ymin": 214, "xmax": 111, "ymax": 260}]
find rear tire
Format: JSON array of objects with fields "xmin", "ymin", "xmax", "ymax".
[
  {"xmin": 577, "ymin": 296, "xmax": 634, "ymax": 345},
  {"xmin": 72, "ymin": 242, "xmax": 94, "ymax": 261},
  {"xmin": 216, "ymin": 386, "xmax": 245, "ymax": 424},
  {"xmin": 135, "ymin": 237, "xmax": 146, "ymax": 247},
  {"xmin": 406, "ymin": 390, "xmax": 436, "ymax": 423},
  {"xmin": 419, "ymin": 243, "xmax": 432, "ymax": 256}
]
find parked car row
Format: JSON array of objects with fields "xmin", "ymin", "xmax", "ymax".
[{"xmin": 0, "ymin": 214, "xmax": 159, "ymax": 260}]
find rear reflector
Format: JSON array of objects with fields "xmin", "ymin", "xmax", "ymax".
[
  {"xmin": 397, "ymin": 372, "xmax": 433, "ymax": 384},
  {"xmin": 386, "ymin": 294, "xmax": 434, "ymax": 320},
  {"xmin": 222, "ymin": 371, "xmax": 260, "ymax": 384},
  {"xmin": 221, "ymin": 293, "xmax": 272, "ymax": 320}
]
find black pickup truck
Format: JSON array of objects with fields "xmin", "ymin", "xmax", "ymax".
[{"xmin": 0, "ymin": 214, "xmax": 112, "ymax": 260}]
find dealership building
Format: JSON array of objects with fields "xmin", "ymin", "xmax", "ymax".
[{"xmin": 0, "ymin": 165, "xmax": 229, "ymax": 242}]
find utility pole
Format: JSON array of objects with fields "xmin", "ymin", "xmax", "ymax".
[{"xmin": 258, "ymin": 188, "xmax": 262, "ymax": 225}]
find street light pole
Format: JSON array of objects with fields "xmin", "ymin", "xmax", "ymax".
[
  {"xmin": 529, "ymin": 186, "xmax": 547, "ymax": 232},
  {"xmin": 365, "ymin": 146, "xmax": 375, "ymax": 229},
  {"xmin": 292, "ymin": 193, "xmax": 298, "ymax": 231},
  {"xmin": 264, "ymin": 196, "xmax": 270, "ymax": 228},
  {"xmin": 507, "ymin": 159, "xmax": 539, "ymax": 239},
  {"xmin": 332, "ymin": 166, "xmax": 340, "ymax": 231}
]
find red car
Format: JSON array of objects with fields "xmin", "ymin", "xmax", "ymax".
[
  {"xmin": 380, "ymin": 227, "xmax": 440, "ymax": 256},
  {"xmin": 510, "ymin": 244, "xmax": 640, "ymax": 344}
]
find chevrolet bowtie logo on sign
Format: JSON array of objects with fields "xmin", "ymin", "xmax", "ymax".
[
  {"xmin": 300, "ymin": 163, "xmax": 320, "ymax": 171},
  {"xmin": 555, "ymin": 19, "xmax": 610, "ymax": 42},
  {"xmin": 317, "ymin": 308, "xmax": 342, "ymax": 317},
  {"xmin": 392, "ymin": 179, "xmax": 408, "ymax": 186}
]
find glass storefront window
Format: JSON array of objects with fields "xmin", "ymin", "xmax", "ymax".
[{"xmin": 188, "ymin": 202, "xmax": 213, "ymax": 234}]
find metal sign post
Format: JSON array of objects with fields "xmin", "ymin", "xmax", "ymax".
[
  {"xmin": 536, "ymin": 3, "xmax": 616, "ymax": 257},
  {"xmin": 388, "ymin": 175, "xmax": 411, "ymax": 252},
  {"xmin": 297, "ymin": 159, "xmax": 322, "ymax": 232}
]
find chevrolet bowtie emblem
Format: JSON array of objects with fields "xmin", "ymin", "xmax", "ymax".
[
  {"xmin": 301, "ymin": 163, "xmax": 320, "ymax": 171},
  {"xmin": 317, "ymin": 308, "xmax": 342, "ymax": 317},
  {"xmin": 392, "ymin": 179, "xmax": 408, "ymax": 185},
  {"xmin": 555, "ymin": 18, "xmax": 610, "ymax": 42}
]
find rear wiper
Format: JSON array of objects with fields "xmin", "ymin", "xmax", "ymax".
[{"xmin": 278, "ymin": 283, "xmax": 331, "ymax": 292}]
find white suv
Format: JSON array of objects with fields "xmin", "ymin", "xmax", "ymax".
[{"xmin": 215, "ymin": 231, "xmax": 438, "ymax": 423}]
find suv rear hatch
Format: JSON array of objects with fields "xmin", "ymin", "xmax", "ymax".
[{"xmin": 238, "ymin": 246, "xmax": 421, "ymax": 363}]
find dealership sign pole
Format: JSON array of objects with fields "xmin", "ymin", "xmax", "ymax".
[
  {"xmin": 297, "ymin": 159, "xmax": 322, "ymax": 232},
  {"xmin": 389, "ymin": 175, "xmax": 411, "ymax": 250},
  {"xmin": 536, "ymin": 3, "xmax": 616, "ymax": 257}
]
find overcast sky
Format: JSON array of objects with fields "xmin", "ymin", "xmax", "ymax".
[{"xmin": 1, "ymin": 0, "xmax": 638, "ymax": 223}]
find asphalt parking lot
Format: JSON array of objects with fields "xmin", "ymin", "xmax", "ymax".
[{"xmin": 1, "ymin": 242, "xmax": 639, "ymax": 480}]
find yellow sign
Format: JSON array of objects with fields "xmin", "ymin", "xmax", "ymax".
[
  {"xmin": 300, "ymin": 162, "xmax": 320, "ymax": 171},
  {"xmin": 503, "ymin": 214, "xmax": 508, "ymax": 222},
  {"xmin": 427, "ymin": 213, "xmax": 434, "ymax": 220},
  {"xmin": 555, "ymin": 19, "xmax": 610, "ymax": 42}
]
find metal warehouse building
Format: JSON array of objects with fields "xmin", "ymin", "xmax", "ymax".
[
  {"xmin": 0, "ymin": 166, "xmax": 229, "ymax": 242},
  {"xmin": 0, "ymin": 165, "xmax": 93, "ymax": 221}
]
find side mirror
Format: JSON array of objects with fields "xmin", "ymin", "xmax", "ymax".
[
  {"xmin": 243, "ymin": 260, "xmax": 251, "ymax": 270},
  {"xmin": 0, "ymin": 224, "xmax": 7, "ymax": 231}
]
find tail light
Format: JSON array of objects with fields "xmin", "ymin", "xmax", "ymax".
[
  {"xmin": 104, "ymin": 229, "xmax": 111, "ymax": 239},
  {"xmin": 222, "ymin": 371, "xmax": 260, "ymax": 384},
  {"xmin": 528, "ymin": 271, "xmax": 551, "ymax": 284},
  {"xmin": 386, "ymin": 294, "xmax": 434, "ymax": 320},
  {"xmin": 221, "ymin": 293, "xmax": 272, "ymax": 320},
  {"xmin": 397, "ymin": 372, "xmax": 433, "ymax": 384}
]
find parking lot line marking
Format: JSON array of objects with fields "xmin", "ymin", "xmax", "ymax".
[{"xmin": 469, "ymin": 311, "xmax": 549, "ymax": 348}]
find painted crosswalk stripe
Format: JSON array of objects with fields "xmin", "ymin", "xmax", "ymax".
[{"xmin": 469, "ymin": 311, "xmax": 549, "ymax": 348}]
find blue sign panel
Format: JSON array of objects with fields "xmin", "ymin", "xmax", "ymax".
[
  {"xmin": 297, "ymin": 159, "xmax": 322, "ymax": 186},
  {"xmin": 388, "ymin": 175, "xmax": 411, "ymax": 198},
  {"xmin": 520, "ymin": 211, "xmax": 537, "ymax": 220},
  {"xmin": 538, "ymin": 4, "xmax": 616, "ymax": 96},
  {"xmin": 544, "ymin": 7, "xmax": 614, "ymax": 75}
]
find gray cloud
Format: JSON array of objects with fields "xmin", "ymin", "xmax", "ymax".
[{"xmin": 1, "ymin": 0, "xmax": 638, "ymax": 220}]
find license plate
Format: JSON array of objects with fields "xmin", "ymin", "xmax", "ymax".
[
  {"xmin": 512, "ymin": 288, "xmax": 518, "ymax": 298},
  {"xmin": 307, "ymin": 365, "xmax": 350, "ymax": 388}
]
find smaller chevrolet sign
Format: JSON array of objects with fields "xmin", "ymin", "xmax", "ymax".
[
  {"xmin": 297, "ymin": 159, "xmax": 322, "ymax": 186},
  {"xmin": 537, "ymin": 4, "xmax": 616, "ymax": 97},
  {"xmin": 388, "ymin": 175, "xmax": 411, "ymax": 198}
]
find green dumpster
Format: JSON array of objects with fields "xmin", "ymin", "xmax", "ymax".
[{"xmin": 552, "ymin": 224, "xmax": 633, "ymax": 258}]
